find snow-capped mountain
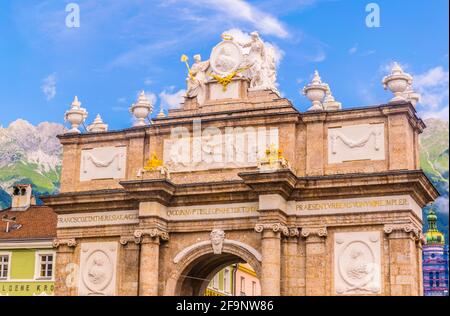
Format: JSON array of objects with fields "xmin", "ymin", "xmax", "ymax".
[{"xmin": 0, "ymin": 119, "xmax": 65, "ymax": 209}]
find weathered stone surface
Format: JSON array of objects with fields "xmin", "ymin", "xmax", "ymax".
[{"xmin": 45, "ymin": 89, "xmax": 436, "ymax": 296}]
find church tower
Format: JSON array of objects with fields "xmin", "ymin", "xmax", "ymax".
[{"xmin": 423, "ymin": 209, "xmax": 449, "ymax": 296}]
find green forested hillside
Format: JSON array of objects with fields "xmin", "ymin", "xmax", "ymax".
[{"xmin": 420, "ymin": 118, "xmax": 449, "ymax": 242}]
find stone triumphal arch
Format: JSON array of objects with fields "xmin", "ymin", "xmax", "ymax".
[{"xmin": 44, "ymin": 32, "xmax": 438, "ymax": 296}]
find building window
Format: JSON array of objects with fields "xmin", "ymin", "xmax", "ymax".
[
  {"xmin": 224, "ymin": 269, "xmax": 230, "ymax": 293},
  {"xmin": 429, "ymin": 272, "xmax": 434, "ymax": 288},
  {"xmin": 240, "ymin": 277, "xmax": 246, "ymax": 296},
  {"xmin": 211, "ymin": 273, "xmax": 219, "ymax": 289},
  {"xmin": 252, "ymin": 281, "xmax": 257, "ymax": 296},
  {"xmin": 0, "ymin": 254, "xmax": 9, "ymax": 279},
  {"xmin": 38, "ymin": 254, "xmax": 54, "ymax": 279}
]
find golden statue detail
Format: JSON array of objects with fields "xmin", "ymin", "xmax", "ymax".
[
  {"xmin": 138, "ymin": 152, "xmax": 170, "ymax": 180},
  {"xmin": 258, "ymin": 144, "xmax": 290, "ymax": 171}
]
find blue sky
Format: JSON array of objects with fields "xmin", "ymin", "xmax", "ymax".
[{"xmin": 0, "ymin": 0, "xmax": 448, "ymax": 129}]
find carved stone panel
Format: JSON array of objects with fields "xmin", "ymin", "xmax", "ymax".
[
  {"xmin": 334, "ymin": 231, "xmax": 381, "ymax": 295},
  {"xmin": 209, "ymin": 81, "xmax": 240, "ymax": 100},
  {"xmin": 78, "ymin": 242, "xmax": 118, "ymax": 296},
  {"xmin": 163, "ymin": 126, "xmax": 278, "ymax": 172},
  {"xmin": 328, "ymin": 123, "xmax": 385, "ymax": 164},
  {"xmin": 80, "ymin": 146, "xmax": 126, "ymax": 181}
]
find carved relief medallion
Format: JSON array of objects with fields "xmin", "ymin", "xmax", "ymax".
[
  {"xmin": 78, "ymin": 242, "xmax": 118, "ymax": 296},
  {"xmin": 210, "ymin": 40, "xmax": 243, "ymax": 77},
  {"xmin": 334, "ymin": 231, "xmax": 381, "ymax": 295}
]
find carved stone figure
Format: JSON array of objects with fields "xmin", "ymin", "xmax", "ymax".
[
  {"xmin": 240, "ymin": 32, "xmax": 265, "ymax": 88},
  {"xmin": 335, "ymin": 233, "xmax": 381, "ymax": 295},
  {"xmin": 210, "ymin": 229, "xmax": 225, "ymax": 254},
  {"xmin": 238, "ymin": 31, "xmax": 278, "ymax": 92},
  {"xmin": 88, "ymin": 255, "xmax": 108, "ymax": 286},
  {"xmin": 79, "ymin": 243, "xmax": 117, "ymax": 296},
  {"xmin": 186, "ymin": 54, "xmax": 210, "ymax": 105}
]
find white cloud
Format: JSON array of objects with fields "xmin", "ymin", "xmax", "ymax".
[
  {"xmin": 348, "ymin": 43, "xmax": 358, "ymax": 54},
  {"xmin": 144, "ymin": 78, "xmax": 153, "ymax": 86},
  {"xmin": 414, "ymin": 66, "xmax": 449, "ymax": 120},
  {"xmin": 159, "ymin": 89, "xmax": 186, "ymax": 110},
  {"xmin": 307, "ymin": 50, "xmax": 326, "ymax": 63},
  {"xmin": 415, "ymin": 66, "xmax": 449, "ymax": 89},
  {"xmin": 41, "ymin": 73, "xmax": 57, "ymax": 101},
  {"xmin": 142, "ymin": 91, "xmax": 157, "ymax": 106},
  {"xmin": 434, "ymin": 196, "xmax": 449, "ymax": 215},
  {"xmin": 361, "ymin": 50, "xmax": 376, "ymax": 56},
  {"xmin": 183, "ymin": 0, "xmax": 289, "ymax": 38},
  {"xmin": 112, "ymin": 106, "xmax": 128, "ymax": 112}
]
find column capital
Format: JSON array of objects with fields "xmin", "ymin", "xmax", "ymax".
[
  {"xmin": 383, "ymin": 223, "xmax": 420, "ymax": 239},
  {"xmin": 52, "ymin": 238, "xmax": 77, "ymax": 248},
  {"xmin": 133, "ymin": 228, "xmax": 169, "ymax": 243},
  {"xmin": 119, "ymin": 235, "xmax": 141, "ymax": 246},
  {"xmin": 255, "ymin": 222, "xmax": 289, "ymax": 236},
  {"xmin": 301, "ymin": 227, "xmax": 327, "ymax": 238},
  {"xmin": 288, "ymin": 227, "xmax": 300, "ymax": 238}
]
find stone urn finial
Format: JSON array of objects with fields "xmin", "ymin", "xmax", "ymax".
[
  {"xmin": 302, "ymin": 70, "xmax": 328, "ymax": 111},
  {"xmin": 323, "ymin": 85, "xmax": 342, "ymax": 110},
  {"xmin": 130, "ymin": 91, "xmax": 153, "ymax": 127},
  {"xmin": 157, "ymin": 106, "xmax": 166, "ymax": 118},
  {"xmin": 87, "ymin": 114, "xmax": 108, "ymax": 132},
  {"xmin": 382, "ymin": 62, "xmax": 413, "ymax": 103},
  {"xmin": 403, "ymin": 84, "xmax": 421, "ymax": 107},
  {"xmin": 64, "ymin": 96, "xmax": 88, "ymax": 134}
]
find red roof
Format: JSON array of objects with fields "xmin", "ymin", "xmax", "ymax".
[{"xmin": 0, "ymin": 206, "xmax": 57, "ymax": 240}]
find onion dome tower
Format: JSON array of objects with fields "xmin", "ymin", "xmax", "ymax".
[{"xmin": 423, "ymin": 209, "xmax": 449, "ymax": 296}]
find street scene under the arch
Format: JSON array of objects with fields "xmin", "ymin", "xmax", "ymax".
[{"xmin": 0, "ymin": 1, "xmax": 448, "ymax": 298}]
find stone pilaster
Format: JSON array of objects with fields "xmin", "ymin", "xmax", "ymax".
[
  {"xmin": 416, "ymin": 233, "xmax": 425, "ymax": 297},
  {"xmin": 118, "ymin": 237, "xmax": 141, "ymax": 296},
  {"xmin": 134, "ymin": 229, "xmax": 169, "ymax": 296},
  {"xmin": 384, "ymin": 223, "xmax": 421, "ymax": 296},
  {"xmin": 52, "ymin": 238, "xmax": 77, "ymax": 296},
  {"xmin": 302, "ymin": 114, "xmax": 327, "ymax": 176},
  {"xmin": 301, "ymin": 227, "xmax": 328, "ymax": 296},
  {"xmin": 255, "ymin": 223, "xmax": 288, "ymax": 296},
  {"xmin": 281, "ymin": 227, "xmax": 301, "ymax": 296}
]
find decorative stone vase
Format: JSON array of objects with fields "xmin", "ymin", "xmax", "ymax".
[
  {"xmin": 87, "ymin": 114, "xmax": 108, "ymax": 132},
  {"xmin": 64, "ymin": 96, "xmax": 88, "ymax": 134},
  {"xmin": 382, "ymin": 63, "xmax": 413, "ymax": 103},
  {"xmin": 302, "ymin": 71, "xmax": 328, "ymax": 111},
  {"xmin": 323, "ymin": 86, "xmax": 342, "ymax": 111},
  {"xmin": 403, "ymin": 85, "xmax": 421, "ymax": 107},
  {"xmin": 130, "ymin": 91, "xmax": 153, "ymax": 126}
]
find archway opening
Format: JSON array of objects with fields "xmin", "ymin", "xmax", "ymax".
[
  {"xmin": 176, "ymin": 252, "xmax": 261, "ymax": 296},
  {"xmin": 205, "ymin": 263, "xmax": 261, "ymax": 296}
]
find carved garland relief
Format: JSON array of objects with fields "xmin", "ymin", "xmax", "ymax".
[
  {"xmin": 328, "ymin": 123, "xmax": 385, "ymax": 164},
  {"xmin": 334, "ymin": 231, "xmax": 382, "ymax": 295},
  {"xmin": 80, "ymin": 146, "xmax": 126, "ymax": 181},
  {"xmin": 78, "ymin": 242, "xmax": 118, "ymax": 296}
]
